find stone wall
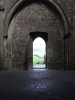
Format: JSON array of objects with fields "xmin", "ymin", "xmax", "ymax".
[
  {"xmin": 2, "ymin": 0, "xmax": 75, "ymax": 70},
  {"xmin": 0, "ymin": 15, "xmax": 2, "ymax": 70},
  {"xmin": 57, "ymin": 0, "xmax": 75, "ymax": 69},
  {"xmin": 2, "ymin": 0, "xmax": 17, "ymax": 19},
  {"xmin": 0, "ymin": 3, "xmax": 4, "ymax": 70},
  {"xmin": 7, "ymin": 3, "xmax": 63, "ymax": 69},
  {"xmin": 56, "ymin": 0, "xmax": 75, "ymax": 69},
  {"xmin": 69, "ymin": 0, "xmax": 75, "ymax": 69}
]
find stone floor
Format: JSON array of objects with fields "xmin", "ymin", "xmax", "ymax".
[
  {"xmin": 33, "ymin": 64, "xmax": 45, "ymax": 68},
  {"xmin": 0, "ymin": 69, "xmax": 75, "ymax": 100}
]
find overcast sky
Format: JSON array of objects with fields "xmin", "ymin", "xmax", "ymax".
[{"xmin": 33, "ymin": 37, "xmax": 45, "ymax": 48}]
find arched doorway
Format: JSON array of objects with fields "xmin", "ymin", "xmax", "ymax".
[
  {"xmin": 3, "ymin": 0, "xmax": 69, "ymax": 70},
  {"xmin": 25, "ymin": 32, "xmax": 48, "ymax": 70},
  {"xmin": 33, "ymin": 37, "xmax": 46, "ymax": 69}
]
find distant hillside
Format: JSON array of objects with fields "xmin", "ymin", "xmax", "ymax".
[
  {"xmin": 33, "ymin": 48, "xmax": 45, "ymax": 57},
  {"xmin": 33, "ymin": 55, "xmax": 44, "ymax": 64},
  {"xmin": 33, "ymin": 48, "xmax": 45, "ymax": 52}
]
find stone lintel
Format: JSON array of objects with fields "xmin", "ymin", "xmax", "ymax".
[
  {"xmin": 3, "ymin": 35, "xmax": 8, "ymax": 39},
  {"xmin": 0, "ymin": 7, "xmax": 4, "ymax": 12}
]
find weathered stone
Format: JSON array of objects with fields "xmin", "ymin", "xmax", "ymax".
[
  {"xmin": 0, "ymin": 1, "xmax": 4, "ymax": 70},
  {"xmin": 0, "ymin": 0, "xmax": 75, "ymax": 70}
]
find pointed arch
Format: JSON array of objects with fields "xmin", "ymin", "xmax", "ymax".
[
  {"xmin": 33, "ymin": 37, "xmax": 46, "ymax": 69},
  {"xmin": 3, "ymin": 0, "xmax": 69, "ymax": 70},
  {"xmin": 4, "ymin": 0, "xmax": 69, "ymax": 36}
]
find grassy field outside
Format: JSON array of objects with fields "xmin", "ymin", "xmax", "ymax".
[
  {"xmin": 33, "ymin": 47, "xmax": 45, "ymax": 64},
  {"xmin": 33, "ymin": 55, "xmax": 44, "ymax": 64}
]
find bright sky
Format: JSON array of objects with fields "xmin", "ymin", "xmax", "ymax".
[{"xmin": 33, "ymin": 37, "xmax": 45, "ymax": 48}]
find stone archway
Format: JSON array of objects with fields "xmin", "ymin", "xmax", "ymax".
[
  {"xmin": 3, "ymin": 0, "xmax": 69, "ymax": 70},
  {"xmin": 4, "ymin": 0, "xmax": 69, "ymax": 36},
  {"xmin": 33, "ymin": 37, "xmax": 46, "ymax": 69},
  {"xmin": 25, "ymin": 32, "xmax": 48, "ymax": 70},
  {"xmin": 31, "ymin": 32, "xmax": 48, "ymax": 69}
]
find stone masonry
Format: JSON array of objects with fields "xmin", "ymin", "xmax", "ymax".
[{"xmin": 0, "ymin": 0, "xmax": 75, "ymax": 70}]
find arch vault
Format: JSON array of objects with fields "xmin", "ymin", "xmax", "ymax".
[{"xmin": 3, "ymin": 0, "xmax": 69, "ymax": 70}]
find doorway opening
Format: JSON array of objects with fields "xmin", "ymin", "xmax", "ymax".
[
  {"xmin": 25, "ymin": 32, "xmax": 48, "ymax": 70},
  {"xmin": 33, "ymin": 37, "xmax": 46, "ymax": 69}
]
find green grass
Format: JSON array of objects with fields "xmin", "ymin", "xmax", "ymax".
[{"xmin": 33, "ymin": 55, "xmax": 44, "ymax": 64}]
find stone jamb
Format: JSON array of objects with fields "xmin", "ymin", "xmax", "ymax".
[{"xmin": 0, "ymin": 5, "xmax": 4, "ymax": 69}]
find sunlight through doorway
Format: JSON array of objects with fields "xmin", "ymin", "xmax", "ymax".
[{"xmin": 33, "ymin": 37, "xmax": 46, "ymax": 69}]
